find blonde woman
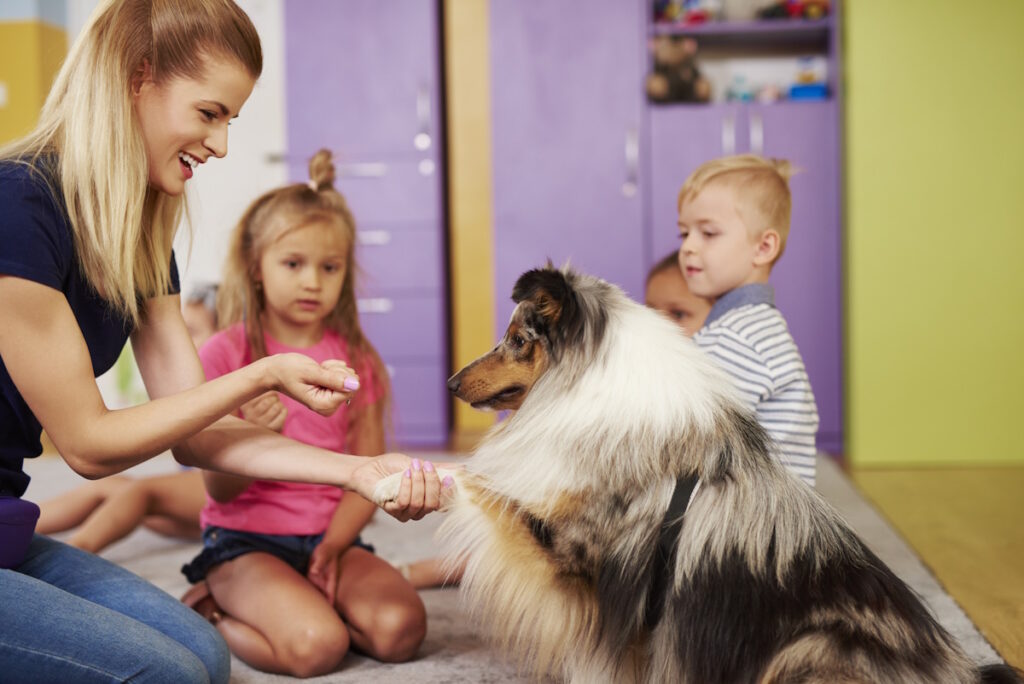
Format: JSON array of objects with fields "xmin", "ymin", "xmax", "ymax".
[{"xmin": 0, "ymin": 2, "xmax": 444, "ymax": 682}]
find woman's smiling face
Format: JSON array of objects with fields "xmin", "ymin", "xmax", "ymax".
[{"xmin": 132, "ymin": 56, "xmax": 256, "ymax": 196}]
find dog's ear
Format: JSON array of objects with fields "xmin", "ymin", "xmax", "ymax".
[
  {"xmin": 512, "ymin": 266, "xmax": 570, "ymax": 323},
  {"xmin": 512, "ymin": 266, "xmax": 586, "ymax": 350}
]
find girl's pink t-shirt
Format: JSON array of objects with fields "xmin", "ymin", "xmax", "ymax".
[{"xmin": 197, "ymin": 323, "xmax": 383, "ymax": 535}]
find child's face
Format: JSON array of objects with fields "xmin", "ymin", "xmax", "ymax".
[
  {"xmin": 133, "ymin": 56, "xmax": 255, "ymax": 196},
  {"xmin": 677, "ymin": 181, "xmax": 769, "ymax": 300},
  {"xmin": 257, "ymin": 220, "xmax": 349, "ymax": 338},
  {"xmin": 645, "ymin": 267, "xmax": 710, "ymax": 337}
]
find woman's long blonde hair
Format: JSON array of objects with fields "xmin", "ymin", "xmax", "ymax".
[
  {"xmin": 0, "ymin": 0, "xmax": 261, "ymax": 324},
  {"xmin": 218, "ymin": 149, "xmax": 390, "ymax": 408}
]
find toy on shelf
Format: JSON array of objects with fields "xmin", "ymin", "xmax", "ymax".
[
  {"xmin": 757, "ymin": 0, "xmax": 830, "ymax": 20},
  {"xmin": 653, "ymin": 0, "xmax": 722, "ymax": 26},
  {"xmin": 646, "ymin": 35, "xmax": 712, "ymax": 103}
]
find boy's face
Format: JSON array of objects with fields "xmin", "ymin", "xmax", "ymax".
[
  {"xmin": 645, "ymin": 267, "xmax": 710, "ymax": 337},
  {"xmin": 677, "ymin": 181, "xmax": 771, "ymax": 300}
]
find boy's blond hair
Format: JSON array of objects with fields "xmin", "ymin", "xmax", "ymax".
[{"xmin": 677, "ymin": 154, "xmax": 794, "ymax": 263}]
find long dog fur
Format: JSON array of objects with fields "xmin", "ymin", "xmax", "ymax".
[{"xmin": 374, "ymin": 265, "xmax": 1020, "ymax": 684}]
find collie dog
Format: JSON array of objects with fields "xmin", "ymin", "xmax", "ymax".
[{"xmin": 376, "ymin": 265, "xmax": 1019, "ymax": 684}]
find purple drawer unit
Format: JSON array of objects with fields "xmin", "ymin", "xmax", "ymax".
[
  {"xmin": 357, "ymin": 294, "xmax": 445, "ymax": 361},
  {"xmin": 287, "ymin": 161, "xmax": 440, "ymax": 225},
  {"xmin": 384, "ymin": 361, "xmax": 449, "ymax": 447},
  {"xmin": 355, "ymin": 226, "xmax": 444, "ymax": 296}
]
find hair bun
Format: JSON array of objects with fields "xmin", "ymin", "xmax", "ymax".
[{"xmin": 308, "ymin": 149, "xmax": 336, "ymax": 191}]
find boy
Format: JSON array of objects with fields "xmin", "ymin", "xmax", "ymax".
[{"xmin": 676, "ymin": 155, "xmax": 818, "ymax": 485}]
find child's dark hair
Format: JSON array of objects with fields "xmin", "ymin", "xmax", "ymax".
[{"xmin": 646, "ymin": 251, "xmax": 683, "ymax": 288}]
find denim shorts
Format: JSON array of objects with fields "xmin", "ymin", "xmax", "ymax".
[{"xmin": 181, "ymin": 526, "xmax": 374, "ymax": 584}]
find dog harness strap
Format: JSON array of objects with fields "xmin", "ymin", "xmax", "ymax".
[{"xmin": 645, "ymin": 474, "xmax": 700, "ymax": 633}]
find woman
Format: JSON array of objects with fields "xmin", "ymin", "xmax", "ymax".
[{"xmin": 0, "ymin": 2, "xmax": 444, "ymax": 682}]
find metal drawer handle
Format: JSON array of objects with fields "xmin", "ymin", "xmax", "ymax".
[
  {"xmin": 722, "ymin": 115, "xmax": 736, "ymax": 155},
  {"xmin": 337, "ymin": 162, "xmax": 388, "ymax": 178},
  {"xmin": 749, "ymin": 112, "xmax": 764, "ymax": 156},
  {"xmin": 415, "ymin": 84, "xmax": 431, "ymax": 151},
  {"xmin": 357, "ymin": 297, "xmax": 394, "ymax": 314},
  {"xmin": 357, "ymin": 230, "xmax": 392, "ymax": 246},
  {"xmin": 622, "ymin": 126, "xmax": 638, "ymax": 198}
]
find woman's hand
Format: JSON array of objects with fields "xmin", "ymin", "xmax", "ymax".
[
  {"xmin": 350, "ymin": 454, "xmax": 449, "ymax": 522},
  {"xmin": 264, "ymin": 354, "xmax": 359, "ymax": 416},
  {"xmin": 239, "ymin": 391, "xmax": 288, "ymax": 432}
]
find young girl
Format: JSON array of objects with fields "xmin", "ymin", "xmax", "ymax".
[
  {"xmin": 0, "ymin": 2, "xmax": 442, "ymax": 682},
  {"xmin": 181, "ymin": 149, "xmax": 431, "ymax": 677}
]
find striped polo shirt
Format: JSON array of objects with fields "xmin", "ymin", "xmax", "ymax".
[{"xmin": 695, "ymin": 284, "xmax": 818, "ymax": 486}]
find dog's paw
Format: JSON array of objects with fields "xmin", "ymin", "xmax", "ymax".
[
  {"xmin": 372, "ymin": 468, "xmax": 459, "ymax": 505},
  {"xmin": 372, "ymin": 471, "xmax": 406, "ymax": 505}
]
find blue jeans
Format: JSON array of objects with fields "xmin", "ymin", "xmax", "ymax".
[{"xmin": 0, "ymin": 535, "xmax": 230, "ymax": 683}]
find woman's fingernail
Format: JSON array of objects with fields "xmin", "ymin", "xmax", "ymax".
[
  {"xmin": 343, "ymin": 377, "xmax": 360, "ymax": 391},
  {"xmin": 442, "ymin": 476, "xmax": 454, "ymax": 488},
  {"xmin": 404, "ymin": 469, "xmax": 412, "ymax": 479},
  {"xmin": 423, "ymin": 461, "xmax": 435, "ymax": 473},
  {"xmin": 411, "ymin": 458, "xmax": 421, "ymax": 471}
]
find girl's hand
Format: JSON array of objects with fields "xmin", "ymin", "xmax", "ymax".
[
  {"xmin": 239, "ymin": 391, "xmax": 287, "ymax": 432},
  {"xmin": 266, "ymin": 353, "xmax": 359, "ymax": 416},
  {"xmin": 307, "ymin": 540, "xmax": 343, "ymax": 605},
  {"xmin": 350, "ymin": 453, "xmax": 449, "ymax": 522}
]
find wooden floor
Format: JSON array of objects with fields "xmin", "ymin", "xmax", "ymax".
[{"xmin": 850, "ymin": 466, "xmax": 1024, "ymax": 669}]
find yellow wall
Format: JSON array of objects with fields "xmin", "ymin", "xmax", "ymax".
[
  {"xmin": 444, "ymin": 0, "xmax": 496, "ymax": 434},
  {"xmin": 845, "ymin": 2, "xmax": 1024, "ymax": 466},
  {"xmin": 0, "ymin": 21, "xmax": 66, "ymax": 145}
]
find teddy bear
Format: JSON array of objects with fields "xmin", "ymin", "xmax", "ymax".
[{"xmin": 646, "ymin": 35, "xmax": 712, "ymax": 104}]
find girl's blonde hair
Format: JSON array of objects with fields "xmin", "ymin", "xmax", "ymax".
[
  {"xmin": 218, "ymin": 149, "xmax": 390, "ymax": 415},
  {"xmin": 677, "ymin": 154, "xmax": 795, "ymax": 262},
  {"xmin": 0, "ymin": 0, "xmax": 262, "ymax": 324}
]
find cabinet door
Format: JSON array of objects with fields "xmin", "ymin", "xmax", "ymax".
[
  {"xmin": 284, "ymin": 2, "xmax": 448, "ymax": 446},
  {"xmin": 284, "ymin": 0, "xmax": 440, "ymax": 162},
  {"xmin": 750, "ymin": 100, "xmax": 842, "ymax": 453},
  {"xmin": 489, "ymin": 0, "xmax": 646, "ymax": 335},
  {"xmin": 647, "ymin": 104, "xmax": 744, "ymax": 265}
]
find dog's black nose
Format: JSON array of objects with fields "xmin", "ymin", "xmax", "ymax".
[{"xmin": 447, "ymin": 375, "xmax": 461, "ymax": 394}]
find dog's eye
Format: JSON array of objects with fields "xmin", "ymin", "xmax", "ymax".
[{"xmin": 510, "ymin": 334, "xmax": 525, "ymax": 349}]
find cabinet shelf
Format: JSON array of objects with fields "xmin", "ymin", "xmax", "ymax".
[{"xmin": 652, "ymin": 17, "xmax": 832, "ymax": 48}]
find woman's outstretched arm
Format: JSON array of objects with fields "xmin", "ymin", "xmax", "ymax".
[{"xmin": 0, "ymin": 277, "xmax": 442, "ymax": 517}]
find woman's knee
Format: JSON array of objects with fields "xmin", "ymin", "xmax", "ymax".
[{"xmin": 189, "ymin": 620, "xmax": 231, "ymax": 684}]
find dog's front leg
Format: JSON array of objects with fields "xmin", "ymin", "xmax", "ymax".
[{"xmin": 372, "ymin": 468, "xmax": 460, "ymax": 506}]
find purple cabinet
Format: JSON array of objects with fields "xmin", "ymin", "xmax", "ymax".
[
  {"xmin": 285, "ymin": 1, "xmax": 448, "ymax": 446},
  {"xmin": 489, "ymin": 0, "xmax": 648, "ymax": 337},
  {"xmin": 489, "ymin": 3, "xmax": 843, "ymax": 454}
]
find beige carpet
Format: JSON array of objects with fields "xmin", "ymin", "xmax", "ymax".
[{"xmin": 22, "ymin": 453, "xmax": 1003, "ymax": 682}]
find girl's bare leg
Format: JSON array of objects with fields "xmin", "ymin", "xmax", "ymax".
[
  {"xmin": 401, "ymin": 556, "xmax": 465, "ymax": 590},
  {"xmin": 35, "ymin": 475, "xmax": 133, "ymax": 535},
  {"xmin": 67, "ymin": 470, "xmax": 204, "ymax": 553},
  {"xmin": 334, "ymin": 547, "xmax": 426, "ymax": 662},
  {"xmin": 206, "ymin": 552, "xmax": 350, "ymax": 677}
]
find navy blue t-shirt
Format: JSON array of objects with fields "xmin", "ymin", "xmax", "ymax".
[{"xmin": 0, "ymin": 160, "xmax": 179, "ymax": 497}]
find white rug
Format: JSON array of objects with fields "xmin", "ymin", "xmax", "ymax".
[{"xmin": 22, "ymin": 453, "xmax": 1003, "ymax": 682}]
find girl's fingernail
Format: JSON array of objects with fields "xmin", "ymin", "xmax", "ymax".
[
  {"xmin": 343, "ymin": 377, "xmax": 360, "ymax": 391},
  {"xmin": 404, "ymin": 469, "xmax": 412, "ymax": 479},
  {"xmin": 423, "ymin": 461, "xmax": 435, "ymax": 473},
  {"xmin": 411, "ymin": 458, "xmax": 421, "ymax": 471},
  {"xmin": 442, "ymin": 476, "xmax": 454, "ymax": 488}
]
